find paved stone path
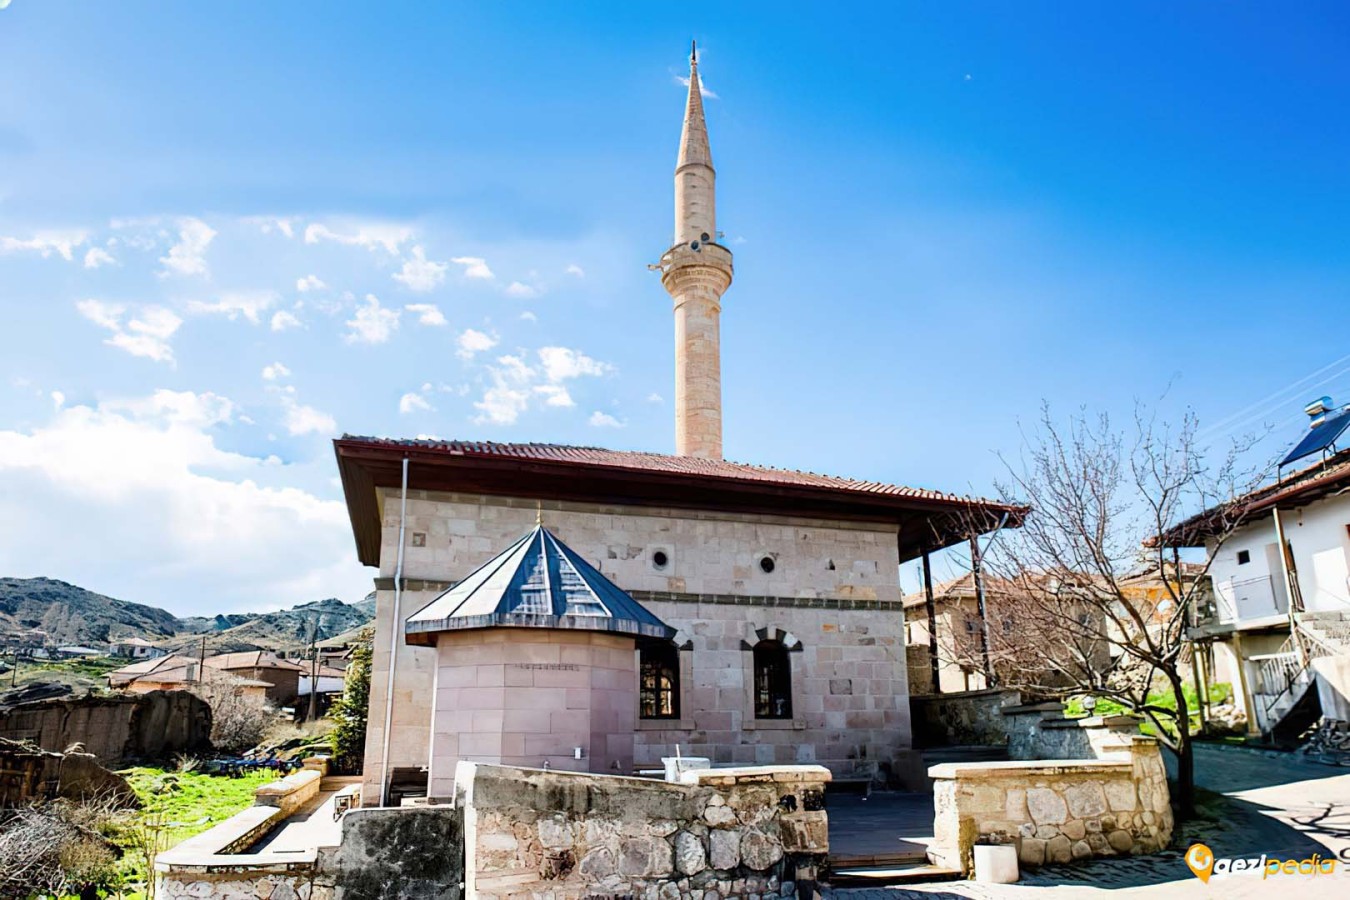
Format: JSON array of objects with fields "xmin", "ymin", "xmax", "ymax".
[{"xmin": 825, "ymin": 744, "xmax": 1350, "ymax": 898}]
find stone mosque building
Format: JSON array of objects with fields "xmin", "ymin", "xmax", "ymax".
[{"xmin": 336, "ymin": 47, "xmax": 1017, "ymax": 806}]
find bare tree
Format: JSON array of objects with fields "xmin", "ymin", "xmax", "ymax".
[{"xmin": 951, "ymin": 404, "xmax": 1266, "ymax": 816}]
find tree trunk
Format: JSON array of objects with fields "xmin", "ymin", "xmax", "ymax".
[{"xmin": 1169, "ymin": 673, "xmax": 1196, "ymax": 818}]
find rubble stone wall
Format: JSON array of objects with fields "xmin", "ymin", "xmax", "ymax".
[
  {"xmin": 458, "ymin": 761, "xmax": 830, "ymax": 900},
  {"xmin": 909, "ymin": 689, "xmax": 1024, "ymax": 748},
  {"xmin": 928, "ymin": 737, "xmax": 1173, "ymax": 874}
]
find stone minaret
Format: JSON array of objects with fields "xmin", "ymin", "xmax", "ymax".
[{"xmin": 660, "ymin": 42, "xmax": 733, "ymax": 460}]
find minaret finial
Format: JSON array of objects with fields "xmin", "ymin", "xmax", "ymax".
[
  {"xmin": 535, "ymin": 500, "xmax": 543, "ymax": 526},
  {"xmin": 691, "ymin": 40, "xmax": 697, "ymax": 67}
]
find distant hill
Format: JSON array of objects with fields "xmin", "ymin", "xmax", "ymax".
[
  {"xmin": 0, "ymin": 577, "xmax": 180, "ymax": 646},
  {"xmin": 162, "ymin": 598, "xmax": 374, "ymax": 654},
  {"xmin": 0, "ymin": 579, "xmax": 374, "ymax": 654}
]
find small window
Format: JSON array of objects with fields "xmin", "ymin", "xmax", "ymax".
[
  {"xmin": 639, "ymin": 642, "xmax": 680, "ymax": 720},
  {"xmin": 964, "ymin": 618, "xmax": 978, "ymax": 633},
  {"xmin": 1237, "ymin": 550, "xmax": 1251, "ymax": 565},
  {"xmin": 753, "ymin": 640, "xmax": 793, "ymax": 719},
  {"xmin": 652, "ymin": 550, "xmax": 669, "ymax": 570},
  {"xmin": 759, "ymin": 556, "xmax": 776, "ymax": 574}
]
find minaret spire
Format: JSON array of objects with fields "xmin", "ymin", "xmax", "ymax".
[{"xmin": 657, "ymin": 42, "xmax": 733, "ymax": 460}]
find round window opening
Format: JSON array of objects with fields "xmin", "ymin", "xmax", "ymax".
[
  {"xmin": 759, "ymin": 556, "xmax": 776, "ymax": 574},
  {"xmin": 652, "ymin": 550, "xmax": 669, "ymax": 569}
]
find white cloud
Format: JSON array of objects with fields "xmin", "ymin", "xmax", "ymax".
[
  {"xmin": 261, "ymin": 362, "xmax": 291, "ymax": 381},
  {"xmin": 344, "ymin": 294, "xmax": 400, "ymax": 344},
  {"xmin": 281, "ymin": 399, "xmax": 337, "ymax": 436},
  {"xmin": 296, "ymin": 274, "xmax": 326, "ymax": 293},
  {"xmin": 248, "ymin": 216, "xmax": 297, "ymax": 238},
  {"xmin": 51, "ymin": 391, "xmax": 65, "ymax": 410},
  {"xmin": 538, "ymin": 346, "xmax": 610, "ymax": 382},
  {"xmin": 158, "ymin": 217, "xmax": 216, "ymax": 277},
  {"xmin": 0, "ymin": 390, "xmax": 365, "ymax": 614},
  {"xmin": 519, "ymin": 311, "xmax": 538, "ymax": 323},
  {"xmin": 0, "ymin": 230, "xmax": 87, "ymax": 261},
  {"xmin": 303, "ymin": 222, "xmax": 411, "ymax": 255},
  {"xmin": 186, "ymin": 290, "xmax": 278, "ymax": 324},
  {"xmin": 83, "ymin": 247, "xmax": 116, "ymax": 269},
  {"xmin": 646, "ymin": 392, "xmax": 664, "ymax": 404},
  {"xmin": 76, "ymin": 299, "xmax": 182, "ymax": 364},
  {"xmin": 456, "ymin": 328, "xmax": 498, "ymax": 359},
  {"xmin": 399, "ymin": 392, "xmax": 432, "ymax": 414},
  {"xmin": 589, "ymin": 411, "xmax": 624, "ymax": 428},
  {"xmin": 451, "ymin": 256, "xmax": 494, "ymax": 280},
  {"xmin": 565, "ymin": 263, "xmax": 585, "ymax": 278},
  {"xmin": 405, "ymin": 303, "xmax": 447, "ymax": 326},
  {"xmin": 393, "ymin": 246, "xmax": 448, "ymax": 292},
  {"xmin": 676, "ymin": 74, "xmax": 719, "ymax": 99},
  {"xmin": 270, "ymin": 310, "xmax": 302, "ymax": 332},
  {"xmin": 505, "ymin": 281, "xmax": 539, "ymax": 299},
  {"xmin": 471, "ymin": 346, "xmax": 612, "ymax": 425}
]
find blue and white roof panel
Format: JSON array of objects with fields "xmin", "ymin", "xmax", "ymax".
[{"xmin": 405, "ymin": 525, "xmax": 674, "ymax": 641}]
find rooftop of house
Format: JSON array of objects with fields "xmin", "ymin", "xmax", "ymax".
[
  {"xmin": 204, "ymin": 651, "xmax": 306, "ymax": 672},
  {"xmin": 1162, "ymin": 446, "xmax": 1350, "ymax": 546},
  {"xmin": 334, "ymin": 437, "xmax": 1026, "ymax": 566}
]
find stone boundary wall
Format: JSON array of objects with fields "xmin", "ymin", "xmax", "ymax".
[
  {"xmin": 927, "ymin": 737, "xmax": 1173, "ymax": 874},
  {"xmin": 910, "ymin": 689, "xmax": 1025, "ymax": 748},
  {"xmin": 254, "ymin": 769, "xmax": 322, "ymax": 817},
  {"xmin": 457, "ymin": 761, "xmax": 830, "ymax": 899},
  {"xmin": 0, "ymin": 689, "xmax": 211, "ymax": 764}
]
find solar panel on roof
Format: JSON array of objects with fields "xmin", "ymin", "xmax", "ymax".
[{"xmin": 1281, "ymin": 407, "xmax": 1350, "ymax": 467}]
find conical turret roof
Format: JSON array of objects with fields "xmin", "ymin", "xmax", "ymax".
[
  {"xmin": 405, "ymin": 525, "xmax": 674, "ymax": 643},
  {"xmin": 677, "ymin": 41, "xmax": 712, "ymax": 171}
]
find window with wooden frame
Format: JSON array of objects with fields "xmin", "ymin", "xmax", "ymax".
[
  {"xmin": 639, "ymin": 642, "xmax": 680, "ymax": 720},
  {"xmin": 753, "ymin": 640, "xmax": 793, "ymax": 719}
]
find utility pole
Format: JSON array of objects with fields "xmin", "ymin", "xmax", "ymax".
[
  {"xmin": 307, "ymin": 616, "xmax": 320, "ymax": 722},
  {"xmin": 198, "ymin": 635, "xmax": 206, "ymax": 682}
]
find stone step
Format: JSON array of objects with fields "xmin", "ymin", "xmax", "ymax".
[{"xmin": 828, "ymin": 863, "xmax": 964, "ymax": 886}]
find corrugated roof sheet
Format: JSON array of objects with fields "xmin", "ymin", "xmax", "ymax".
[{"xmin": 342, "ymin": 436, "xmax": 1000, "ymax": 506}]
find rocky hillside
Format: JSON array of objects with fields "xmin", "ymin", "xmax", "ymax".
[
  {"xmin": 0, "ymin": 578, "xmax": 374, "ymax": 653},
  {"xmin": 0, "ymin": 578, "xmax": 181, "ymax": 646},
  {"xmin": 163, "ymin": 597, "xmax": 374, "ymax": 654}
]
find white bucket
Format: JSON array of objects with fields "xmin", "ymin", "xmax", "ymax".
[{"xmin": 973, "ymin": 844, "xmax": 1019, "ymax": 883}]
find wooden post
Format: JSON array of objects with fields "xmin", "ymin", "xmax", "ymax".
[
  {"xmin": 1230, "ymin": 632, "xmax": 1262, "ymax": 736},
  {"xmin": 969, "ymin": 535, "xmax": 995, "ymax": 687},
  {"xmin": 922, "ymin": 551, "xmax": 940, "ymax": 694},
  {"xmin": 1190, "ymin": 641, "xmax": 1207, "ymax": 734},
  {"xmin": 1271, "ymin": 507, "xmax": 1307, "ymax": 667}
]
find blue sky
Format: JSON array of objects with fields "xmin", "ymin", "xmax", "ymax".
[{"xmin": 3, "ymin": 2, "xmax": 1350, "ymax": 615}]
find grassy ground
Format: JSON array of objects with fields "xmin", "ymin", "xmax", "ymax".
[
  {"xmin": 101, "ymin": 766, "xmax": 274, "ymax": 898},
  {"xmin": 1065, "ymin": 682, "xmax": 1232, "ymax": 737},
  {"xmin": 6, "ymin": 656, "xmax": 126, "ymax": 695}
]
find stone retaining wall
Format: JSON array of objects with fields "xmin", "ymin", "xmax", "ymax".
[
  {"xmin": 457, "ymin": 761, "xmax": 830, "ymax": 899},
  {"xmin": 927, "ymin": 737, "xmax": 1172, "ymax": 874}
]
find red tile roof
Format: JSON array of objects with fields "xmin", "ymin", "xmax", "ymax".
[{"xmin": 342, "ymin": 437, "xmax": 1000, "ymax": 506}]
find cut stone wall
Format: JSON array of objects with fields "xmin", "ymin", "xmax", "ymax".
[
  {"xmin": 362, "ymin": 491, "xmax": 915, "ymax": 804},
  {"xmin": 458, "ymin": 761, "xmax": 829, "ymax": 899},
  {"xmin": 427, "ymin": 630, "xmax": 637, "ymax": 800},
  {"xmin": 928, "ymin": 737, "xmax": 1173, "ymax": 874}
]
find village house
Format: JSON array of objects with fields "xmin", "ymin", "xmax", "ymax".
[
  {"xmin": 336, "ymin": 47, "xmax": 1019, "ymax": 807},
  {"xmin": 1167, "ymin": 396, "xmax": 1350, "ymax": 744},
  {"xmin": 105, "ymin": 654, "xmax": 274, "ymax": 701},
  {"xmin": 202, "ymin": 651, "xmax": 306, "ymax": 707},
  {"xmin": 109, "ymin": 636, "xmax": 167, "ymax": 659}
]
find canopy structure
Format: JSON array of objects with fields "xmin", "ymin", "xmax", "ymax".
[{"xmin": 405, "ymin": 524, "xmax": 675, "ymax": 644}]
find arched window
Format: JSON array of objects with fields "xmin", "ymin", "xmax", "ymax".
[
  {"xmin": 753, "ymin": 640, "xmax": 793, "ymax": 719},
  {"xmin": 639, "ymin": 642, "xmax": 680, "ymax": 719}
]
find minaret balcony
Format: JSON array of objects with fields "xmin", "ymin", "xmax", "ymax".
[{"xmin": 657, "ymin": 241, "xmax": 734, "ymax": 281}]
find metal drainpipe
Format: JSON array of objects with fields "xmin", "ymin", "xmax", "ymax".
[{"xmin": 379, "ymin": 456, "xmax": 410, "ymax": 807}]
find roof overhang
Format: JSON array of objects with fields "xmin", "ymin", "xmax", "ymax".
[{"xmin": 335, "ymin": 438, "xmax": 1025, "ymax": 567}]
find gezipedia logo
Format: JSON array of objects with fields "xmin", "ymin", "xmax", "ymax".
[{"xmin": 1186, "ymin": 843, "xmax": 1339, "ymax": 882}]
